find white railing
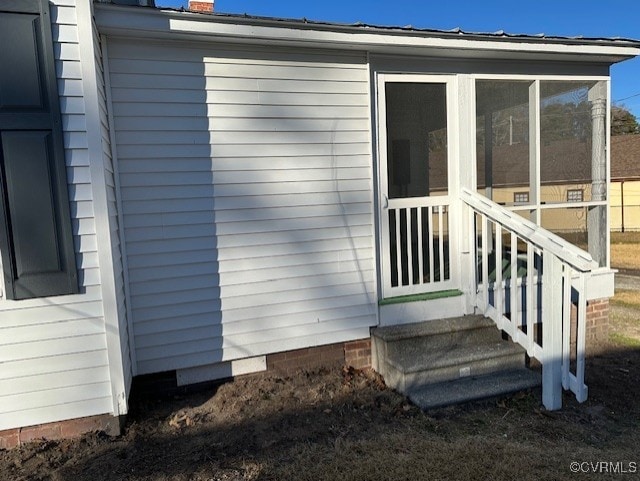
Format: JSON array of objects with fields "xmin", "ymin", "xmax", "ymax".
[
  {"xmin": 460, "ymin": 188, "xmax": 597, "ymax": 410},
  {"xmin": 385, "ymin": 197, "xmax": 452, "ymax": 296}
]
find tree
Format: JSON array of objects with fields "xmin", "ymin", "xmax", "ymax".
[{"xmin": 611, "ymin": 105, "xmax": 640, "ymax": 135}]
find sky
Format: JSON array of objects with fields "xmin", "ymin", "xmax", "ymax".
[{"xmin": 157, "ymin": 0, "xmax": 640, "ymax": 118}]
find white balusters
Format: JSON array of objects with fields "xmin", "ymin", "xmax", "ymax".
[
  {"xmin": 481, "ymin": 215, "xmax": 489, "ymax": 312},
  {"xmin": 575, "ymin": 274, "xmax": 588, "ymax": 402},
  {"xmin": 509, "ymin": 232, "xmax": 518, "ymax": 341},
  {"xmin": 417, "ymin": 207, "xmax": 424, "ymax": 285},
  {"xmin": 526, "ymin": 244, "xmax": 535, "ymax": 357},
  {"xmin": 394, "ymin": 209, "xmax": 401, "ymax": 285},
  {"xmin": 438, "ymin": 205, "xmax": 445, "ymax": 282},
  {"xmin": 463, "ymin": 188, "xmax": 593, "ymax": 410},
  {"xmin": 405, "ymin": 208, "xmax": 413, "ymax": 283},
  {"xmin": 428, "ymin": 206, "xmax": 434, "ymax": 284},
  {"xmin": 388, "ymin": 201, "xmax": 450, "ymax": 293}
]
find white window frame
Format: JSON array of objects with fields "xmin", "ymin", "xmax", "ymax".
[
  {"xmin": 514, "ymin": 192, "xmax": 530, "ymax": 204},
  {"xmin": 567, "ymin": 188, "xmax": 584, "ymax": 203}
]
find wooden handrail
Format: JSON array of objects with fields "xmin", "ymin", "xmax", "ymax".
[
  {"xmin": 460, "ymin": 187, "xmax": 597, "ymax": 273},
  {"xmin": 464, "ymin": 187, "xmax": 591, "ymax": 409}
]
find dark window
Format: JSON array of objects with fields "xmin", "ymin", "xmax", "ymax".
[{"xmin": 0, "ymin": 0, "xmax": 78, "ymax": 300}]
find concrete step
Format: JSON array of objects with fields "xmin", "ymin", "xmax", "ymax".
[
  {"xmin": 373, "ymin": 315, "xmax": 506, "ymax": 369},
  {"xmin": 387, "ymin": 338, "xmax": 524, "ymax": 373},
  {"xmin": 384, "ymin": 324, "xmax": 504, "ymax": 359},
  {"xmin": 372, "ymin": 315, "xmax": 539, "ymax": 409},
  {"xmin": 383, "ymin": 340, "xmax": 526, "ymax": 392},
  {"xmin": 372, "ymin": 315, "xmax": 493, "ymax": 342},
  {"xmin": 407, "ymin": 368, "xmax": 542, "ymax": 410}
]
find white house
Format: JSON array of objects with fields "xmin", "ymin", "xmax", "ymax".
[{"xmin": 1, "ymin": 0, "xmax": 639, "ymax": 447}]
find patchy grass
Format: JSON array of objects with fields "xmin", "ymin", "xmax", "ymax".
[
  {"xmin": 611, "ymin": 289, "xmax": 640, "ymax": 309},
  {"xmin": 610, "ymin": 289, "xmax": 640, "ymax": 347},
  {"xmin": 608, "ymin": 235, "xmax": 640, "ymax": 347},
  {"xmin": 610, "ymin": 332, "xmax": 640, "ymax": 348},
  {"xmin": 611, "ymin": 231, "xmax": 640, "ymax": 244},
  {"xmin": 611, "ymin": 243, "xmax": 640, "ymax": 270},
  {"xmin": 610, "ymin": 232, "xmax": 640, "ymax": 270}
]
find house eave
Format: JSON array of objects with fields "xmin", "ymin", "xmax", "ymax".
[{"xmin": 93, "ymin": 4, "xmax": 640, "ymax": 64}]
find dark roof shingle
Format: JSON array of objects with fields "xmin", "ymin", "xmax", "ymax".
[{"xmin": 611, "ymin": 135, "xmax": 640, "ymax": 180}]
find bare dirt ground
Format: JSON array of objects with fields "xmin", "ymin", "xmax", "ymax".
[
  {"xmin": 2, "ymin": 342, "xmax": 639, "ymax": 480},
  {"xmin": 2, "ymin": 235, "xmax": 639, "ymax": 481}
]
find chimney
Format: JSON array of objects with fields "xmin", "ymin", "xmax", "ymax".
[{"xmin": 188, "ymin": 0, "xmax": 214, "ymax": 13}]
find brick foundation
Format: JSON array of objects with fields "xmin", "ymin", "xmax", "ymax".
[
  {"xmin": 586, "ymin": 298, "xmax": 610, "ymax": 346},
  {"xmin": 266, "ymin": 339, "xmax": 372, "ymax": 376},
  {"xmin": 344, "ymin": 339, "xmax": 372, "ymax": 369},
  {"xmin": 569, "ymin": 297, "xmax": 610, "ymax": 354},
  {"xmin": 0, "ymin": 414, "xmax": 121, "ymax": 450}
]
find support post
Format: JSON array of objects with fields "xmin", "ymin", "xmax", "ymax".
[
  {"xmin": 529, "ymin": 81, "xmax": 541, "ymax": 224},
  {"xmin": 588, "ymin": 83, "xmax": 607, "ymax": 265},
  {"xmin": 542, "ymin": 254, "xmax": 563, "ymax": 410},
  {"xmin": 621, "ymin": 180, "xmax": 625, "ymax": 233}
]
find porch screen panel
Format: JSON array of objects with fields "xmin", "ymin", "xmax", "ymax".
[
  {"xmin": 476, "ymin": 81, "xmax": 533, "ymax": 206},
  {"xmin": 385, "ymin": 83, "xmax": 448, "ymax": 198},
  {"xmin": 539, "ymin": 81, "xmax": 607, "ymax": 266},
  {"xmin": 539, "ymin": 82, "xmax": 599, "ymax": 204},
  {"xmin": 475, "ymin": 78, "xmax": 609, "ymax": 268}
]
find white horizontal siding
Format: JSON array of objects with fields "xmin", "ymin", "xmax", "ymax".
[
  {"xmin": 114, "ymin": 117, "xmax": 367, "ymax": 132},
  {"xmin": 0, "ymin": 0, "xmax": 113, "ymax": 431},
  {"xmin": 108, "ymin": 38, "xmax": 376, "ymax": 375}
]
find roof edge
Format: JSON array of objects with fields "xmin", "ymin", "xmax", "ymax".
[
  {"xmin": 93, "ymin": 3, "xmax": 640, "ymax": 63},
  {"xmin": 171, "ymin": 7, "xmax": 640, "ymax": 48}
]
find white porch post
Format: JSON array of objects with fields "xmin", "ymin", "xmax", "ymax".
[
  {"xmin": 529, "ymin": 81, "xmax": 540, "ymax": 224},
  {"xmin": 458, "ymin": 75, "xmax": 476, "ymax": 314},
  {"xmin": 542, "ymin": 254, "xmax": 563, "ymax": 410},
  {"xmin": 588, "ymin": 83, "xmax": 607, "ymax": 266}
]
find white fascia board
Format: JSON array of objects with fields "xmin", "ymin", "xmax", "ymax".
[{"xmin": 94, "ymin": 5, "xmax": 640, "ymax": 64}]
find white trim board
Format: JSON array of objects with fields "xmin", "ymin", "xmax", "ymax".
[
  {"xmin": 379, "ymin": 296, "xmax": 468, "ymax": 327},
  {"xmin": 176, "ymin": 357, "xmax": 267, "ymax": 386},
  {"xmin": 75, "ymin": 0, "xmax": 128, "ymax": 417}
]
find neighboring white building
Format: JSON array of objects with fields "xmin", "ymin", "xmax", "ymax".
[{"xmin": 1, "ymin": 0, "xmax": 638, "ymax": 446}]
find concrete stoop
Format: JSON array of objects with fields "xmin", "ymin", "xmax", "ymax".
[{"xmin": 372, "ymin": 315, "xmax": 541, "ymax": 409}]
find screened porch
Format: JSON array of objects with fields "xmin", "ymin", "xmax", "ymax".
[{"xmin": 377, "ymin": 74, "xmax": 611, "ymax": 409}]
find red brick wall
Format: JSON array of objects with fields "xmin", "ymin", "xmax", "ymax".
[
  {"xmin": 266, "ymin": 339, "xmax": 372, "ymax": 376},
  {"xmin": 569, "ymin": 297, "xmax": 610, "ymax": 354},
  {"xmin": 188, "ymin": 1, "xmax": 214, "ymax": 12},
  {"xmin": 0, "ymin": 414, "xmax": 121, "ymax": 450},
  {"xmin": 344, "ymin": 339, "xmax": 372, "ymax": 369},
  {"xmin": 586, "ymin": 298, "xmax": 610, "ymax": 345}
]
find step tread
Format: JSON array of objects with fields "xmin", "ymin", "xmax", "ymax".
[
  {"xmin": 407, "ymin": 368, "xmax": 542, "ymax": 410},
  {"xmin": 386, "ymin": 340, "xmax": 526, "ymax": 374},
  {"xmin": 372, "ymin": 315, "xmax": 492, "ymax": 342}
]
